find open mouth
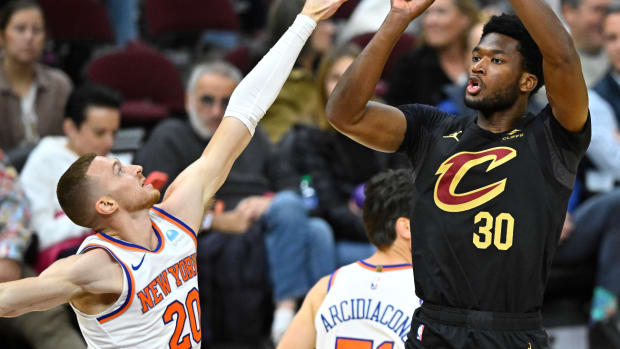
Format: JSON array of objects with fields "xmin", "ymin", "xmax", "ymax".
[{"xmin": 466, "ymin": 76, "xmax": 482, "ymax": 95}]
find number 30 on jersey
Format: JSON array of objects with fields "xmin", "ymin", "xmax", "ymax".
[{"xmin": 473, "ymin": 212, "xmax": 514, "ymax": 250}]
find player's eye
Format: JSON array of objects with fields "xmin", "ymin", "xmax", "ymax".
[
  {"xmin": 472, "ymin": 56, "xmax": 481, "ymax": 62},
  {"xmin": 492, "ymin": 57, "xmax": 504, "ymax": 64}
]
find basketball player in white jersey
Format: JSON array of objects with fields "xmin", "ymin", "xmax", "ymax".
[
  {"xmin": 0, "ymin": 0, "xmax": 348, "ymax": 348},
  {"xmin": 278, "ymin": 169, "xmax": 421, "ymax": 349}
]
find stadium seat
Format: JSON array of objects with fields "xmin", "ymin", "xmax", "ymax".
[
  {"xmin": 38, "ymin": 0, "xmax": 115, "ymax": 83},
  {"xmin": 332, "ymin": 0, "xmax": 361, "ymax": 20},
  {"xmin": 86, "ymin": 41, "xmax": 185, "ymax": 126},
  {"xmin": 144, "ymin": 0, "xmax": 239, "ymax": 48}
]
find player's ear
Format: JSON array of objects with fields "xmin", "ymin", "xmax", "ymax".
[
  {"xmin": 95, "ymin": 196, "xmax": 118, "ymax": 216},
  {"xmin": 519, "ymin": 72, "xmax": 537, "ymax": 94},
  {"xmin": 395, "ymin": 217, "xmax": 411, "ymax": 241}
]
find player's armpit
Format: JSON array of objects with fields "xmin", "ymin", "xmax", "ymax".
[
  {"xmin": 277, "ymin": 276, "xmax": 330, "ymax": 349},
  {"xmin": 0, "ymin": 248, "xmax": 123, "ymax": 318}
]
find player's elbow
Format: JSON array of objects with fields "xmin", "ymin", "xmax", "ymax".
[{"xmin": 325, "ymin": 97, "xmax": 362, "ymax": 132}]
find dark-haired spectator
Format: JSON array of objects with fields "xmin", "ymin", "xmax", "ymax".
[
  {"xmin": 134, "ymin": 61, "xmax": 336, "ymax": 346},
  {"xmin": 19, "ymin": 84, "xmax": 121, "ymax": 272},
  {"xmin": 0, "ymin": 0, "xmax": 72, "ymax": 169},
  {"xmin": 561, "ymin": 0, "xmax": 611, "ymax": 86},
  {"xmin": 0, "ymin": 149, "xmax": 85, "ymax": 349},
  {"xmin": 386, "ymin": 0, "xmax": 480, "ymax": 107},
  {"xmin": 594, "ymin": 5, "xmax": 620, "ymax": 124}
]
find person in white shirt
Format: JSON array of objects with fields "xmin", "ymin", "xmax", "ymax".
[
  {"xmin": 0, "ymin": 0, "xmax": 348, "ymax": 348},
  {"xmin": 19, "ymin": 83, "xmax": 122, "ymax": 272},
  {"xmin": 278, "ymin": 169, "xmax": 421, "ymax": 349}
]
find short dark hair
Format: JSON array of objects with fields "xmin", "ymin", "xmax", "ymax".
[
  {"xmin": 66, "ymin": 84, "xmax": 123, "ymax": 128},
  {"xmin": 57, "ymin": 153, "xmax": 97, "ymax": 228},
  {"xmin": 0, "ymin": 0, "xmax": 42, "ymax": 31},
  {"xmin": 363, "ymin": 169, "xmax": 416, "ymax": 249},
  {"xmin": 481, "ymin": 13, "xmax": 544, "ymax": 95}
]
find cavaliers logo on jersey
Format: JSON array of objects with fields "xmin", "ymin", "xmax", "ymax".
[{"xmin": 434, "ymin": 147, "xmax": 517, "ymax": 212}]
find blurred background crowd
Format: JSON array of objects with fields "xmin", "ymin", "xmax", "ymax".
[{"xmin": 0, "ymin": 0, "xmax": 619, "ymax": 348}]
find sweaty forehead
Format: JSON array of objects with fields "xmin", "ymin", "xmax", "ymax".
[{"xmin": 477, "ymin": 32, "xmax": 521, "ymax": 54}]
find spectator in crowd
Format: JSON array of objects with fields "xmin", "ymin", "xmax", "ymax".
[
  {"xmin": 102, "ymin": 0, "xmax": 139, "ymax": 46},
  {"xmin": 0, "ymin": 0, "xmax": 72, "ymax": 170},
  {"xmin": 0, "ymin": 149, "xmax": 85, "ymax": 349},
  {"xmin": 259, "ymin": 0, "xmax": 335, "ymax": 143},
  {"xmin": 279, "ymin": 44, "xmax": 410, "ymax": 266},
  {"xmin": 595, "ymin": 5, "xmax": 620, "ymax": 122},
  {"xmin": 385, "ymin": 0, "xmax": 480, "ymax": 107},
  {"xmin": 19, "ymin": 84, "xmax": 121, "ymax": 273},
  {"xmin": 554, "ymin": 189, "xmax": 620, "ymax": 348},
  {"xmin": 561, "ymin": 0, "xmax": 612, "ymax": 86},
  {"xmin": 134, "ymin": 61, "xmax": 335, "ymax": 346}
]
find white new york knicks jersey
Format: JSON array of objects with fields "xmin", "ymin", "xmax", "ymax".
[
  {"xmin": 315, "ymin": 260, "xmax": 420, "ymax": 349},
  {"xmin": 70, "ymin": 206, "xmax": 201, "ymax": 349}
]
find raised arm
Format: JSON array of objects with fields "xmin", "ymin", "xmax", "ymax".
[
  {"xmin": 509, "ymin": 0, "xmax": 588, "ymax": 132},
  {"xmin": 0, "ymin": 248, "xmax": 122, "ymax": 318},
  {"xmin": 158, "ymin": 0, "xmax": 348, "ymax": 231},
  {"xmin": 326, "ymin": 0, "xmax": 435, "ymax": 152}
]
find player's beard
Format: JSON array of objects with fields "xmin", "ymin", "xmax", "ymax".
[
  {"xmin": 126, "ymin": 188, "xmax": 161, "ymax": 212},
  {"xmin": 464, "ymin": 81, "xmax": 520, "ymax": 114}
]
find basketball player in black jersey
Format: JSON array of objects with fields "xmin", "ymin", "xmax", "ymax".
[{"xmin": 326, "ymin": 0, "xmax": 590, "ymax": 348}]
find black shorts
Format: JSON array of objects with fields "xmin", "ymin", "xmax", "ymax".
[{"xmin": 406, "ymin": 303, "xmax": 550, "ymax": 349}]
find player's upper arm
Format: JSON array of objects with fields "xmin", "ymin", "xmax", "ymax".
[
  {"xmin": 0, "ymin": 248, "xmax": 122, "ymax": 317},
  {"xmin": 328, "ymin": 101, "xmax": 408, "ymax": 153},
  {"xmin": 277, "ymin": 276, "xmax": 330, "ymax": 349},
  {"xmin": 544, "ymin": 48, "xmax": 589, "ymax": 133}
]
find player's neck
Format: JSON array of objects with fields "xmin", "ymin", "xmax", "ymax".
[
  {"xmin": 364, "ymin": 242, "xmax": 412, "ymax": 266},
  {"xmin": 100, "ymin": 208, "xmax": 156, "ymax": 249},
  {"xmin": 476, "ymin": 101, "xmax": 528, "ymax": 133}
]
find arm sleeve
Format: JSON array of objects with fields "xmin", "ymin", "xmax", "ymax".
[
  {"xmin": 396, "ymin": 104, "xmax": 449, "ymax": 156},
  {"xmin": 540, "ymin": 104, "xmax": 591, "ymax": 173},
  {"xmin": 224, "ymin": 15, "xmax": 317, "ymax": 134}
]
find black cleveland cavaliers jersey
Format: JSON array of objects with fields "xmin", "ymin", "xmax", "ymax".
[{"xmin": 398, "ymin": 104, "xmax": 590, "ymax": 313}]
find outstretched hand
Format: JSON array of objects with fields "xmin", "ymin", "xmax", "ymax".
[
  {"xmin": 390, "ymin": 0, "xmax": 436, "ymax": 22},
  {"xmin": 301, "ymin": 0, "xmax": 349, "ymax": 22}
]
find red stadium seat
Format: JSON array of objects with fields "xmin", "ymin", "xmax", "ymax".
[
  {"xmin": 144, "ymin": 0, "xmax": 239, "ymax": 39},
  {"xmin": 332, "ymin": 0, "xmax": 361, "ymax": 20},
  {"xmin": 38, "ymin": 0, "xmax": 114, "ymax": 42},
  {"xmin": 349, "ymin": 32, "xmax": 416, "ymax": 79},
  {"xmin": 86, "ymin": 41, "xmax": 185, "ymax": 125}
]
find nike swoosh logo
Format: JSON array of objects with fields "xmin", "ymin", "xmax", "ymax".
[{"xmin": 131, "ymin": 254, "xmax": 146, "ymax": 271}]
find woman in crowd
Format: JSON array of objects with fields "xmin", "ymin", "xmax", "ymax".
[
  {"xmin": 385, "ymin": 0, "xmax": 480, "ymax": 108},
  {"xmin": 0, "ymin": 0, "xmax": 72, "ymax": 169}
]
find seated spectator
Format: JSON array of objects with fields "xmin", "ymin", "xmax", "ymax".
[
  {"xmin": 582, "ymin": 90, "xmax": 620, "ymax": 189},
  {"xmin": 561, "ymin": 0, "xmax": 611, "ymax": 87},
  {"xmin": 19, "ymin": 84, "xmax": 121, "ymax": 273},
  {"xmin": 0, "ymin": 0, "xmax": 72, "ymax": 169},
  {"xmin": 280, "ymin": 44, "xmax": 410, "ymax": 266},
  {"xmin": 258, "ymin": 0, "xmax": 335, "ymax": 143},
  {"xmin": 0, "ymin": 149, "xmax": 85, "ymax": 349},
  {"xmin": 385, "ymin": 0, "xmax": 480, "ymax": 107},
  {"xmin": 594, "ymin": 5, "xmax": 620, "ymax": 123},
  {"xmin": 554, "ymin": 189, "xmax": 620, "ymax": 348},
  {"xmin": 134, "ymin": 61, "xmax": 336, "ymax": 346},
  {"xmin": 278, "ymin": 169, "xmax": 421, "ymax": 349}
]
